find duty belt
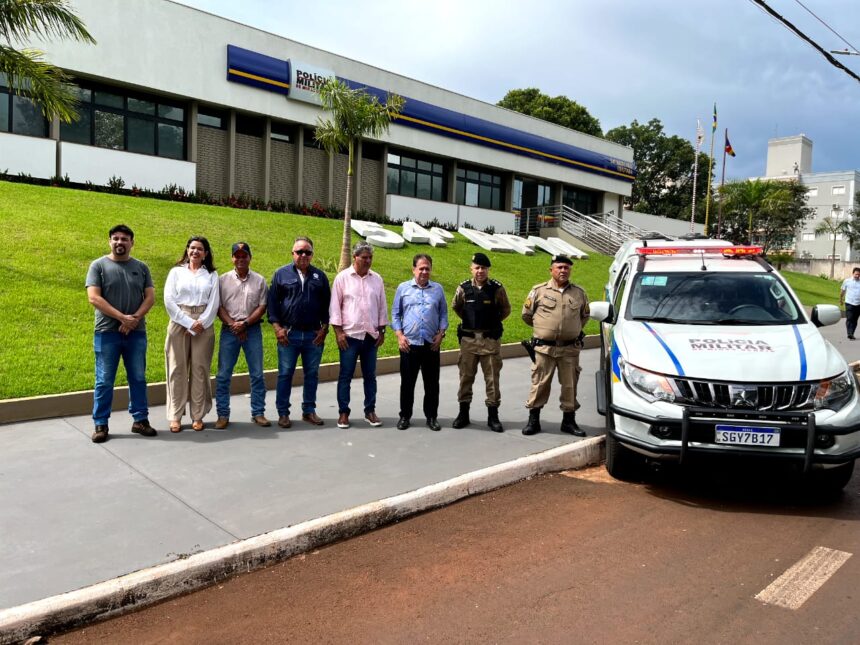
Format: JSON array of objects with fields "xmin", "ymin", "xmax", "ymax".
[{"xmin": 533, "ymin": 338, "xmax": 578, "ymax": 347}]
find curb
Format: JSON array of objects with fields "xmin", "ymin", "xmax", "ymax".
[
  {"xmin": 0, "ymin": 436, "xmax": 604, "ymax": 643},
  {"xmin": 0, "ymin": 337, "xmax": 600, "ymax": 425}
]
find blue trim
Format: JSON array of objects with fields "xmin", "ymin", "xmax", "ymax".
[
  {"xmin": 227, "ymin": 45, "xmax": 290, "ymax": 95},
  {"xmin": 642, "ymin": 322, "xmax": 685, "ymax": 376},
  {"xmin": 610, "ymin": 336, "xmax": 622, "ymax": 379},
  {"xmin": 222, "ymin": 45, "xmax": 635, "ymax": 183},
  {"xmin": 792, "ymin": 325, "xmax": 808, "ymax": 381}
]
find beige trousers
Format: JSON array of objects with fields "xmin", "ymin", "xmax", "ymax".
[
  {"xmin": 457, "ymin": 335, "xmax": 503, "ymax": 406},
  {"xmin": 526, "ymin": 347, "xmax": 581, "ymax": 412},
  {"xmin": 165, "ymin": 306, "xmax": 215, "ymax": 421}
]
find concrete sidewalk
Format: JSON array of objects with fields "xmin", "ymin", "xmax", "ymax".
[{"xmin": 0, "ymin": 349, "xmax": 605, "ymax": 612}]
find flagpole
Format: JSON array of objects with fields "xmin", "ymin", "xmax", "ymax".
[
  {"xmin": 691, "ymin": 120, "xmax": 703, "ymax": 234},
  {"xmin": 717, "ymin": 127, "xmax": 728, "ymax": 238},
  {"xmin": 704, "ymin": 104, "xmax": 717, "ymax": 236}
]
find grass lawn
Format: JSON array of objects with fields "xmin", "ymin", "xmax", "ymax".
[
  {"xmin": 0, "ymin": 181, "xmax": 613, "ymax": 400},
  {"xmin": 0, "ymin": 181, "xmax": 843, "ymax": 400}
]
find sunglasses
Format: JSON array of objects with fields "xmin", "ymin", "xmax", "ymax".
[{"xmin": 293, "ymin": 249, "xmax": 313, "ymax": 256}]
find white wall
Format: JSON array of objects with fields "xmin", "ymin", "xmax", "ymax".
[
  {"xmin": 386, "ymin": 195, "xmax": 459, "ymax": 228},
  {"xmin": 33, "ymin": 0, "xmax": 633, "ymax": 197},
  {"xmin": 621, "ymin": 210, "xmax": 705, "ymax": 236},
  {"xmin": 0, "ymin": 133, "xmax": 56, "ymax": 179},
  {"xmin": 60, "ymin": 143, "xmax": 196, "ymax": 191},
  {"xmin": 386, "ymin": 195, "xmax": 517, "ymax": 233}
]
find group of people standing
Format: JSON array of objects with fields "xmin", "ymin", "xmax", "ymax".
[{"xmin": 85, "ymin": 224, "xmax": 590, "ymax": 444}]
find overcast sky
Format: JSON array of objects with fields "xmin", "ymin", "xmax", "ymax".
[{"xmin": 177, "ymin": 0, "xmax": 860, "ymax": 181}]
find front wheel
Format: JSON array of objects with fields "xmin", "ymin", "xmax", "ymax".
[
  {"xmin": 809, "ymin": 461, "xmax": 855, "ymax": 497},
  {"xmin": 605, "ymin": 430, "xmax": 643, "ymax": 481}
]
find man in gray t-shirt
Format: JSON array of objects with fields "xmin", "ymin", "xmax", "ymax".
[{"xmin": 85, "ymin": 225, "xmax": 157, "ymax": 443}]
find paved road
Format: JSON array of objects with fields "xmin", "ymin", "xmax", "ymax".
[{"xmin": 54, "ymin": 463, "xmax": 860, "ymax": 644}]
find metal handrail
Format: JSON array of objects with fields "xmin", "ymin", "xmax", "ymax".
[{"xmin": 518, "ymin": 205, "xmax": 652, "ymax": 255}]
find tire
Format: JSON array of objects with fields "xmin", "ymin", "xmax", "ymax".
[
  {"xmin": 809, "ymin": 461, "xmax": 855, "ymax": 497},
  {"xmin": 605, "ymin": 430, "xmax": 642, "ymax": 481}
]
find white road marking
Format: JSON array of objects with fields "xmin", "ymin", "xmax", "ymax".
[{"xmin": 755, "ymin": 546, "xmax": 852, "ymax": 610}]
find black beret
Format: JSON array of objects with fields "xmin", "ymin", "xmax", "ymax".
[{"xmin": 471, "ymin": 252, "xmax": 491, "ymax": 268}]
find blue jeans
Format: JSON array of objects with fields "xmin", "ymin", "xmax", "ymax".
[
  {"xmin": 337, "ymin": 335, "xmax": 379, "ymax": 415},
  {"xmin": 216, "ymin": 324, "xmax": 266, "ymax": 418},
  {"xmin": 276, "ymin": 329, "xmax": 324, "ymax": 416},
  {"xmin": 93, "ymin": 330, "xmax": 148, "ymax": 425}
]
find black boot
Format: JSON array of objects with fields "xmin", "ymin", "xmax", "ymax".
[
  {"xmin": 452, "ymin": 402, "xmax": 470, "ymax": 429},
  {"xmin": 522, "ymin": 408, "xmax": 542, "ymax": 435},
  {"xmin": 487, "ymin": 406, "xmax": 504, "ymax": 433},
  {"xmin": 560, "ymin": 411, "xmax": 585, "ymax": 437}
]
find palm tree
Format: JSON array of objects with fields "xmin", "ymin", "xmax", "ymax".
[
  {"xmin": 0, "ymin": 0, "xmax": 95, "ymax": 122},
  {"xmin": 815, "ymin": 216, "xmax": 852, "ymax": 279},
  {"xmin": 315, "ymin": 78, "xmax": 404, "ymax": 270},
  {"xmin": 718, "ymin": 179, "xmax": 802, "ymax": 253}
]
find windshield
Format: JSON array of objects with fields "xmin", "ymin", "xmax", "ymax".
[{"xmin": 626, "ymin": 272, "xmax": 803, "ymax": 325}]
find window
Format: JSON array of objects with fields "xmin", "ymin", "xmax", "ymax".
[
  {"xmin": 563, "ymin": 185, "xmax": 600, "ymax": 214},
  {"xmin": 59, "ymin": 81, "xmax": 186, "ymax": 159},
  {"xmin": 235, "ymin": 113, "xmax": 263, "ymax": 137},
  {"xmin": 807, "ymin": 187, "xmax": 818, "ymax": 197},
  {"xmin": 456, "ymin": 166, "xmax": 501, "ymax": 210},
  {"xmin": 303, "ymin": 127, "xmax": 324, "ymax": 148},
  {"xmin": 197, "ymin": 106, "xmax": 227, "ymax": 129},
  {"xmin": 388, "ymin": 150, "xmax": 445, "ymax": 202},
  {"xmin": 801, "ymin": 232, "xmax": 815, "ymax": 241},
  {"xmin": 0, "ymin": 73, "xmax": 48, "ymax": 136},
  {"xmin": 832, "ymin": 185, "xmax": 846, "ymax": 195},
  {"xmin": 270, "ymin": 120, "xmax": 294, "ymax": 142},
  {"xmin": 831, "ymin": 233, "xmax": 844, "ymax": 241},
  {"xmin": 832, "ymin": 208, "xmax": 845, "ymax": 219}
]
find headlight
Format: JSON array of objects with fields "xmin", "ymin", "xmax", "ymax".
[
  {"xmin": 621, "ymin": 361, "xmax": 676, "ymax": 403},
  {"xmin": 814, "ymin": 371, "xmax": 857, "ymax": 412}
]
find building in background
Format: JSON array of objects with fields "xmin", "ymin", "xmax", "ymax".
[
  {"xmin": 760, "ymin": 134, "xmax": 859, "ymax": 262},
  {"xmin": 0, "ymin": 0, "xmax": 634, "ymax": 234}
]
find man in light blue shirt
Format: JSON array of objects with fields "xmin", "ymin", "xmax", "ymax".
[
  {"xmin": 840, "ymin": 267, "xmax": 860, "ymax": 340},
  {"xmin": 391, "ymin": 254, "xmax": 448, "ymax": 431}
]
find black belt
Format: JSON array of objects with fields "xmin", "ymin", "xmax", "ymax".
[
  {"xmin": 533, "ymin": 338, "xmax": 577, "ymax": 347},
  {"xmin": 291, "ymin": 323, "xmax": 322, "ymax": 331}
]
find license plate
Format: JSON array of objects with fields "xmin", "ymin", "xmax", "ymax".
[{"xmin": 715, "ymin": 425, "xmax": 780, "ymax": 446}]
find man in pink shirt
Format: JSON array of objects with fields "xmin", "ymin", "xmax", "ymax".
[{"xmin": 330, "ymin": 241, "xmax": 389, "ymax": 428}]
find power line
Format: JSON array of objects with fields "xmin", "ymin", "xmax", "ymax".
[
  {"xmin": 792, "ymin": 0, "xmax": 860, "ymax": 55},
  {"xmin": 748, "ymin": 0, "xmax": 860, "ymax": 85}
]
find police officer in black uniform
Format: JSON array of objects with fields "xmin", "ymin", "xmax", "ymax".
[{"xmin": 451, "ymin": 252, "xmax": 512, "ymax": 432}]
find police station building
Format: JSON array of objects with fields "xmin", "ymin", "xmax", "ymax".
[{"xmin": 0, "ymin": 0, "xmax": 635, "ymax": 232}]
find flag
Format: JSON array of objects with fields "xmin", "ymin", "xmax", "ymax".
[
  {"xmin": 696, "ymin": 120, "xmax": 704, "ymax": 147},
  {"xmin": 725, "ymin": 133, "xmax": 736, "ymax": 157},
  {"xmin": 712, "ymin": 103, "xmax": 717, "ymax": 132}
]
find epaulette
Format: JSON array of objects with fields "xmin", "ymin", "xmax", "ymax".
[
  {"xmin": 489, "ymin": 279, "xmax": 501, "ymax": 287},
  {"xmin": 459, "ymin": 279, "xmax": 471, "ymax": 288}
]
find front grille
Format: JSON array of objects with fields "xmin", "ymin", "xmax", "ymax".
[{"xmin": 668, "ymin": 378, "xmax": 816, "ymax": 411}]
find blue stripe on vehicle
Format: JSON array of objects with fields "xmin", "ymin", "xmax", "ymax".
[
  {"xmin": 792, "ymin": 325, "xmax": 807, "ymax": 381},
  {"xmin": 610, "ymin": 335, "xmax": 622, "ymax": 379},
  {"xmin": 642, "ymin": 322, "xmax": 685, "ymax": 376}
]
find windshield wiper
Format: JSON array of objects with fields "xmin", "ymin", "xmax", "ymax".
[
  {"xmin": 712, "ymin": 318, "xmax": 775, "ymax": 325},
  {"xmin": 633, "ymin": 316, "xmax": 686, "ymax": 324}
]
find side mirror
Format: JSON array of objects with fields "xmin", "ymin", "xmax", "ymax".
[
  {"xmin": 811, "ymin": 304, "xmax": 841, "ymax": 327},
  {"xmin": 590, "ymin": 301, "xmax": 613, "ymax": 322}
]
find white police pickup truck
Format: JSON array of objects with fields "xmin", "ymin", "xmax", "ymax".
[{"xmin": 591, "ymin": 242, "xmax": 860, "ymax": 492}]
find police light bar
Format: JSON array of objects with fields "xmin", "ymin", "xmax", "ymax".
[{"xmin": 635, "ymin": 245, "xmax": 763, "ymax": 256}]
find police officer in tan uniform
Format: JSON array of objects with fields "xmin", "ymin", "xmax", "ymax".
[
  {"xmin": 451, "ymin": 252, "xmax": 512, "ymax": 432},
  {"xmin": 521, "ymin": 254, "xmax": 589, "ymax": 436}
]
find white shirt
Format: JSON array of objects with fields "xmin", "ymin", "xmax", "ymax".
[
  {"xmin": 164, "ymin": 265, "xmax": 220, "ymax": 333},
  {"xmin": 842, "ymin": 277, "xmax": 860, "ymax": 306}
]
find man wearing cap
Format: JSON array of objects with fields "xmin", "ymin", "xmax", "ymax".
[
  {"xmin": 521, "ymin": 254, "xmax": 589, "ymax": 437},
  {"xmin": 451, "ymin": 252, "xmax": 511, "ymax": 432},
  {"xmin": 329, "ymin": 241, "xmax": 389, "ymax": 429},
  {"xmin": 214, "ymin": 242, "xmax": 270, "ymax": 429}
]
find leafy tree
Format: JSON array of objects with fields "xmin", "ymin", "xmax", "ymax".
[
  {"xmin": 605, "ymin": 118, "xmax": 712, "ymax": 223},
  {"xmin": 814, "ymin": 216, "xmax": 852, "ymax": 279},
  {"xmin": 316, "ymin": 78, "xmax": 404, "ymax": 270},
  {"xmin": 497, "ymin": 88, "xmax": 602, "ymax": 137},
  {"xmin": 0, "ymin": 0, "xmax": 95, "ymax": 122},
  {"xmin": 718, "ymin": 179, "xmax": 813, "ymax": 254},
  {"xmin": 842, "ymin": 190, "xmax": 860, "ymax": 258}
]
